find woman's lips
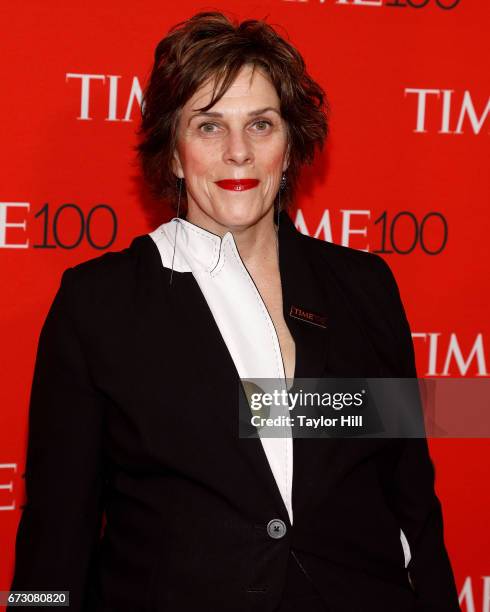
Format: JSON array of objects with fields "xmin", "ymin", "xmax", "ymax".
[{"xmin": 214, "ymin": 179, "xmax": 260, "ymax": 191}]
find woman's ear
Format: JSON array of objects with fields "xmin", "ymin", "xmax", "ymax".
[{"xmin": 172, "ymin": 149, "xmax": 184, "ymax": 179}]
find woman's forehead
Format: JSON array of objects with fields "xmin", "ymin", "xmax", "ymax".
[{"xmin": 184, "ymin": 66, "xmax": 279, "ymax": 115}]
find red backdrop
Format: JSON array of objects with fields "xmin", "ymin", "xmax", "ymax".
[{"xmin": 1, "ymin": 1, "xmax": 488, "ymax": 609}]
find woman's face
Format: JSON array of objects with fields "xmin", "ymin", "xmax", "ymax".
[{"xmin": 172, "ymin": 64, "xmax": 290, "ymax": 231}]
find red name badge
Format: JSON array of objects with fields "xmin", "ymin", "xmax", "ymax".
[{"xmin": 289, "ymin": 305, "xmax": 327, "ymax": 328}]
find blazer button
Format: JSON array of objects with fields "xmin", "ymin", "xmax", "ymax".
[{"xmin": 267, "ymin": 519, "xmax": 287, "ymax": 539}]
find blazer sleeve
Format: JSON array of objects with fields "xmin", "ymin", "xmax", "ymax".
[
  {"xmin": 372, "ymin": 256, "xmax": 461, "ymax": 611},
  {"xmin": 8, "ymin": 267, "xmax": 107, "ymax": 611}
]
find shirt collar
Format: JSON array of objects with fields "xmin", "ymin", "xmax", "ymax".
[{"xmin": 150, "ymin": 213, "xmax": 291, "ymax": 275}]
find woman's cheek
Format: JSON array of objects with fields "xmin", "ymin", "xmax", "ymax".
[
  {"xmin": 190, "ymin": 145, "xmax": 221, "ymax": 174},
  {"xmin": 182, "ymin": 150, "xmax": 213, "ymax": 179},
  {"xmin": 263, "ymin": 153, "xmax": 286, "ymax": 179}
]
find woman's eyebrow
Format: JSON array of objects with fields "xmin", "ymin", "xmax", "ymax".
[{"xmin": 188, "ymin": 106, "xmax": 280, "ymax": 125}]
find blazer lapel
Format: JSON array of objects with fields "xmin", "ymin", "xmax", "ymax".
[
  {"xmin": 276, "ymin": 211, "xmax": 389, "ymax": 521},
  {"xmin": 277, "ymin": 210, "xmax": 330, "ymax": 382},
  {"xmin": 278, "ymin": 210, "xmax": 385, "ymax": 380}
]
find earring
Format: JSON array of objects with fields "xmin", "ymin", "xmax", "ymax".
[
  {"xmin": 275, "ymin": 172, "xmax": 286, "ymax": 259},
  {"xmin": 169, "ymin": 176, "xmax": 184, "ymax": 287},
  {"xmin": 280, "ymin": 172, "xmax": 287, "ymax": 191},
  {"xmin": 276, "ymin": 172, "xmax": 287, "ymax": 233}
]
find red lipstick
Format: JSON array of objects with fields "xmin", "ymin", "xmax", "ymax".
[{"xmin": 214, "ymin": 179, "xmax": 259, "ymax": 191}]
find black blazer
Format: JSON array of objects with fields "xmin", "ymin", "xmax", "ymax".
[{"xmin": 9, "ymin": 210, "xmax": 460, "ymax": 611}]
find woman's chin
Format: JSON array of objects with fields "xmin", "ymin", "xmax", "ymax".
[{"xmin": 213, "ymin": 202, "xmax": 270, "ymax": 229}]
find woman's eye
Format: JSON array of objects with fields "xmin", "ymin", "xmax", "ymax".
[
  {"xmin": 253, "ymin": 120, "xmax": 272, "ymax": 131},
  {"xmin": 199, "ymin": 123, "xmax": 218, "ymax": 133},
  {"xmin": 198, "ymin": 120, "xmax": 273, "ymax": 134}
]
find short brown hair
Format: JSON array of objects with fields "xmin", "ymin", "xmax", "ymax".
[{"xmin": 136, "ymin": 10, "xmax": 329, "ymax": 214}]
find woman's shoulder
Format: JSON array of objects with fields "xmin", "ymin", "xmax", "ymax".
[
  {"xmin": 66, "ymin": 232, "xmax": 157, "ymax": 276},
  {"xmin": 298, "ymin": 230, "xmax": 395, "ymax": 286},
  {"xmin": 56, "ymin": 233, "xmax": 159, "ymax": 309}
]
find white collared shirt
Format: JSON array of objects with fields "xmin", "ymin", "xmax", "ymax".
[{"xmin": 149, "ymin": 216, "xmax": 294, "ymax": 525}]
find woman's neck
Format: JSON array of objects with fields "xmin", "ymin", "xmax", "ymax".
[{"xmin": 184, "ymin": 206, "xmax": 279, "ymax": 269}]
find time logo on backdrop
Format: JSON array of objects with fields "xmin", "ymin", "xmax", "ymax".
[{"xmin": 283, "ymin": 0, "xmax": 461, "ymax": 10}]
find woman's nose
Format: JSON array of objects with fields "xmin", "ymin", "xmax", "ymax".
[{"xmin": 223, "ymin": 130, "xmax": 254, "ymax": 165}]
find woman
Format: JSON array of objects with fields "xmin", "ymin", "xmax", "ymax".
[{"xmin": 9, "ymin": 11, "xmax": 460, "ymax": 612}]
